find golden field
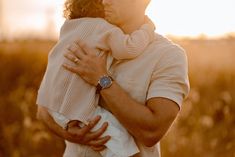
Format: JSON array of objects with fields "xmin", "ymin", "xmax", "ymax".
[{"xmin": 0, "ymin": 37, "xmax": 234, "ymax": 157}]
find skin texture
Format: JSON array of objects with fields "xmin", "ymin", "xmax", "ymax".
[{"xmin": 37, "ymin": 0, "xmax": 180, "ymax": 152}]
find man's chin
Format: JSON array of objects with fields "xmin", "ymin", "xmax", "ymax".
[
  {"xmin": 104, "ymin": 17, "xmax": 118, "ymax": 26},
  {"xmin": 104, "ymin": 17, "xmax": 114, "ymax": 24}
]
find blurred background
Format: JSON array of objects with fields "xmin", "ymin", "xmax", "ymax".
[{"xmin": 0, "ymin": 0, "xmax": 235, "ymax": 157}]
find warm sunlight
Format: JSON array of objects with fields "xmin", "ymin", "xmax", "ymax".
[
  {"xmin": 1, "ymin": 1, "xmax": 235, "ymax": 157},
  {"xmin": 146, "ymin": 0, "xmax": 235, "ymax": 37},
  {"xmin": 1, "ymin": 0, "xmax": 235, "ymax": 39}
]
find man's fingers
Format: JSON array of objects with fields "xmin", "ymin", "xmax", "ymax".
[
  {"xmin": 67, "ymin": 126, "xmax": 83, "ymax": 137},
  {"xmin": 62, "ymin": 63, "xmax": 83, "ymax": 74},
  {"xmin": 79, "ymin": 115, "xmax": 102, "ymax": 135},
  {"xmin": 76, "ymin": 40, "xmax": 89, "ymax": 55},
  {"xmin": 64, "ymin": 53, "xmax": 80, "ymax": 64},
  {"xmin": 88, "ymin": 135, "xmax": 111, "ymax": 147},
  {"xmin": 67, "ymin": 42, "xmax": 86, "ymax": 59},
  {"xmin": 67, "ymin": 120, "xmax": 81, "ymax": 128},
  {"xmin": 90, "ymin": 145, "xmax": 107, "ymax": 152},
  {"xmin": 66, "ymin": 116, "xmax": 102, "ymax": 142},
  {"xmin": 85, "ymin": 122, "xmax": 109, "ymax": 141},
  {"xmin": 77, "ymin": 40, "xmax": 97, "ymax": 56},
  {"xmin": 67, "ymin": 43, "xmax": 79, "ymax": 53}
]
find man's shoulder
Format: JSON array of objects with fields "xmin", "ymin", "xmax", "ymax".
[
  {"xmin": 148, "ymin": 33, "xmax": 187, "ymax": 62},
  {"xmin": 151, "ymin": 33, "xmax": 185, "ymax": 53}
]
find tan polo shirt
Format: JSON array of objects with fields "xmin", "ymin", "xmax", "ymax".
[
  {"xmin": 63, "ymin": 33, "xmax": 190, "ymax": 157},
  {"xmin": 101, "ymin": 33, "xmax": 190, "ymax": 157}
]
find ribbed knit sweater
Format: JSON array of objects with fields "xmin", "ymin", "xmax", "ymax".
[{"xmin": 36, "ymin": 17, "xmax": 155, "ymax": 124}]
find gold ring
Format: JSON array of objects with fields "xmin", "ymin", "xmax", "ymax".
[
  {"xmin": 74, "ymin": 58, "xmax": 79, "ymax": 64},
  {"xmin": 96, "ymin": 51, "xmax": 101, "ymax": 57}
]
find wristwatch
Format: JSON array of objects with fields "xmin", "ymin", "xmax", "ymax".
[{"xmin": 96, "ymin": 75, "xmax": 113, "ymax": 93}]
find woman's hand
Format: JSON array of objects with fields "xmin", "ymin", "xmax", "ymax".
[{"xmin": 63, "ymin": 41, "xmax": 108, "ymax": 86}]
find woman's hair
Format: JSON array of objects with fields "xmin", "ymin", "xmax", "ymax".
[{"xmin": 63, "ymin": 0, "xmax": 104, "ymax": 19}]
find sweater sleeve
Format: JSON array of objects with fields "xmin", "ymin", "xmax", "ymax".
[{"xmin": 106, "ymin": 17, "xmax": 156, "ymax": 60}]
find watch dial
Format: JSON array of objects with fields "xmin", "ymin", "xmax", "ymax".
[{"xmin": 100, "ymin": 76, "xmax": 111, "ymax": 88}]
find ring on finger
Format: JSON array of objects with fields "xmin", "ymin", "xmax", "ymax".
[
  {"xmin": 74, "ymin": 57, "xmax": 79, "ymax": 64},
  {"xmin": 96, "ymin": 51, "xmax": 101, "ymax": 57}
]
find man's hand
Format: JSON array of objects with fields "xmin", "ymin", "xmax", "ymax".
[
  {"xmin": 65, "ymin": 117, "xmax": 111, "ymax": 151},
  {"xmin": 37, "ymin": 106, "xmax": 110, "ymax": 151},
  {"xmin": 63, "ymin": 41, "xmax": 108, "ymax": 86}
]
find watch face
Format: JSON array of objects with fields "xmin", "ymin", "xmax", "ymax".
[{"xmin": 100, "ymin": 76, "xmax": 112, "ymax": 88}]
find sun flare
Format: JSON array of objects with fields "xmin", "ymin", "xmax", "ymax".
[
  {"xmin": 146, "ymin": 0, "xmax": 235, "ymax": 37},
  {"xmin": 1, "ymin": 0, "xmax": 235, "ymax": 39}
]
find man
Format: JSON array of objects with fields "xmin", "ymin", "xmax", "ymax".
[{"xmin": 37, "ymin": 0, "xmax": 190, "ymax": 156}]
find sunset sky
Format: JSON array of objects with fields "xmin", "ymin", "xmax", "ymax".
[{"xmin": 0, "ymin": 0, "xmax": 235, "ymax": 39}]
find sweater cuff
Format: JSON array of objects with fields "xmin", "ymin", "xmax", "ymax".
[{"xmin": 140, "ymin": 16, "xmax": 156, "ymax": 42}]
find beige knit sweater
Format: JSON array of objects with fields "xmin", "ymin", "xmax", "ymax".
[{"xmin": 36, "ymin": 17, "xmax": 155, "ymax": 124}]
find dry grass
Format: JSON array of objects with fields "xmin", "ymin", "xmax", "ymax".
[{"xmin": 0, "ymin": 38, "xmax": 234, "ymax": 157}]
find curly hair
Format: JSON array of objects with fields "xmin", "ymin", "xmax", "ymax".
[{"xmin": 63, "ymin": 0, "xmax": 104, "ymax": 19}]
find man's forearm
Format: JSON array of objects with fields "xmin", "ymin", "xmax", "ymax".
[
  {"xmin": 100, "ymin": 81, "xmax": 179, "ymax": 146},
  {"xmin": 100, "ymin": 82, "xmax": 159, "ymax": 145},
  {"xmin": 37, "ymin": 106, "xmax": 71, "ymax": 140}
]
